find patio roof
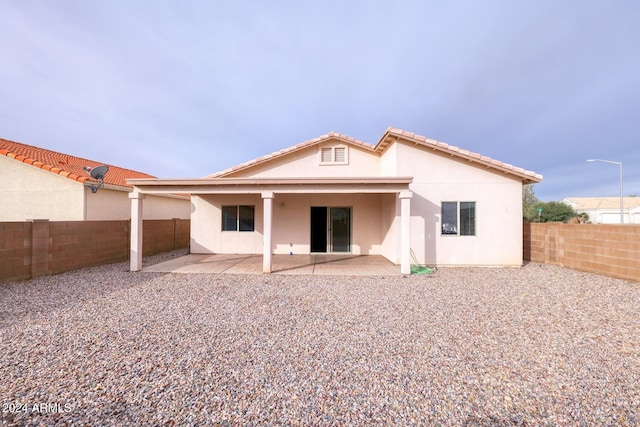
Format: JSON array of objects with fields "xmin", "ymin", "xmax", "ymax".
[{"xmin": 126, "ymin": 177, "xmax": 413, "ymax": 194}]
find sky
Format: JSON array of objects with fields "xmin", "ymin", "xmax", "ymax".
[{"xmin": 1, "ymin": 0, "xmax": 639, "ymax": 201}]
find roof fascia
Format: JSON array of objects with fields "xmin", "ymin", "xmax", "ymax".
[{"xmin": 128, "ymin": 177, "xmax": 412, "ymax": 195}]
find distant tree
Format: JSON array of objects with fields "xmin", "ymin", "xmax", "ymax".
[
  {"xmin": 522, "ymin": 184, "xmax": 540, "ymax": 222},
  {"xmin": 534, "ymin": 201, "xmax": 577, "ymax": 223},
  {"xmin": 576, "ymin": 211, "xmax": 590, "ymax": 223}
]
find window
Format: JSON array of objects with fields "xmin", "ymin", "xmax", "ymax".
[
  {"xmin": 319, "ymin": 146, "xmax": 348, "ymax": 164},
  {"xmin": 441, "ymin": 201, "xmax": 475, "ymax": 236},
  {"xmin": 460, "ymin": 202, "xmax": 475, "ymax": 236},
  {"xmin": 222, "ymin": 205, "xmax": 255, "ymax": 231}
]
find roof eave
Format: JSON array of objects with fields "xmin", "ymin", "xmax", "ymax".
[{"xmin": 377, "ymin": 127, "xmax": 543, "ymax": 184}]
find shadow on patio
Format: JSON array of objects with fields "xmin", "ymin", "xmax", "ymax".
[{"xmin": 142, "ymin": 254, "xmax": 401, "ymax": 275}]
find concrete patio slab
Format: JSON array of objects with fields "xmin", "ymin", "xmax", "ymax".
[{"xmin": 143, "ymin": 254, "xmax": 401, "ymax": 275}]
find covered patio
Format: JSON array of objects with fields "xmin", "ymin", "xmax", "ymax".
[
  {"xmin": 142, "ymin": 253, "xmax": 402, "ymax": 275},
  {"xmin": 127, "ymin": 177, "xmax": 413, "ymax": 274}
]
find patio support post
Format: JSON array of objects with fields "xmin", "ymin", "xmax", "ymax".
[
  {"xmin": 262, "ymin": 191, "xmax": 274, "ymax": 273},
  {"xmin": 129, "ymin": 190, "xmax": 145, "ymax": 271},
  {"xmin": 400, "ymin": 190, "xmax": 413, "ymax": 275}
]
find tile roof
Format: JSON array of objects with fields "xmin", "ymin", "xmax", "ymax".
[
  {"xmin": 210, "ymin": 127, "xmax": 543, "ymax": 184},
  {"xmin": 207, "ymin": 131, "xmax": 375, "ymax": 177},
  {"xmin": 377, "ymin": 127, "xmax": 543, "ymax": 184},
  {"xmin": 564, "ymin": 197, "xmax": 640, "ymax": 210},
  {"xmin": 0, "ymin": 138, "xmax": 156, "ymax": 189}
]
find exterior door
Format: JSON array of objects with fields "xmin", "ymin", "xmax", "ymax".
[
  {"xmin": 310, "ymin": 207, "xmax": 351, "ymax": 253},
  {"xmin": 330, "ymin": 207, "xmax": 351, "ymax": 252},
  {"xmin": 310, "ymin": 207, "xmax": 327, "ymax": 252}
]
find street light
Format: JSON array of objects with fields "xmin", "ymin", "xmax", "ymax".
[{"xmin": 587, "ymin": 159, "xmax": 624, "ymax": 225}]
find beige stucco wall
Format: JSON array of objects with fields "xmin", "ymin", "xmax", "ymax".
[
  {"xmin": 0, "ymin": 156, "xmax": 85, "ymax": 220},
  {"xmin": 193, "ymin": 138, "xmax": 527, "ymax": 266},
  {"xmin": 224, "ymin": 140, "xmax": 381, "ymax": 178},
  {"xmin": 190, "ymin": 193, "xmax": 385, "ymax": 255},
  {"xmin": 191, "ymin": 194, "xmax": 264, "ymax": 254},
  {"xmin": 86, "ymin": 189, "xmax": 190, "ymax": 220},
  {"xmin": 1, "ymin": 156, "xmax": 190, "ymax": 221},
  {"xmin": 394, "ymin": 141, "xmax": 524, "ymax": 266}
]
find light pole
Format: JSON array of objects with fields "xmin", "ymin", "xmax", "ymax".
[{"xmin": 587, "ymin": 159, "xmax": 624, "ymax": 225}]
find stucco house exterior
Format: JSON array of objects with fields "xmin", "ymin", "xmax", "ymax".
[
  {"xmin": 563, "ymin": 197, "xmax": 640, "ymax": 224},
  {"xmin": 0, "ymin": 138, "xmax": 190, "ymax": 221},
  {"xmin": 128, "ymin": 128, "xmax": 542, "ymax": 274}
]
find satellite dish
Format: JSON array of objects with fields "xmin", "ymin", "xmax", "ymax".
[
  {"xmin": 83, "ymin": 165, "xmax": 109, "ymax": 193},
  {"xmin": 89, "ymin": 165, "xmax": 109, "ymax": 180}
]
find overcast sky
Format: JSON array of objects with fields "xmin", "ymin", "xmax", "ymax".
[{"xmin": 1, "ymin": 1, "xmax": 638, "ymax": 201}]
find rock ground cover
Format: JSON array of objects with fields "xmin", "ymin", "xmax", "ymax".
[{"xmin": 1, "ymin": 251, "xmax": 639, "ymax": 426}]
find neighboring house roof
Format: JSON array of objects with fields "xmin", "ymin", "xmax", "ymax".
[
  {"xmin": 0, "ymin": 138, "xmax": 156, "ymax": 189},
  {"xmin": 563, "ymin": 197, "xmax": 640, "ymax": 210},
  {"xmin": 208, "ymin": 127, "xmax": 542, "ymax": 184}
]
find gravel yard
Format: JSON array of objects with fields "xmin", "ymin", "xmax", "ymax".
[{"xmin": 1, "ymin": 251, "xmax": 639, "ymax": 426}]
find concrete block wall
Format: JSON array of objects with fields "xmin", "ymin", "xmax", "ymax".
[
  {"xmin": 0, "ymin": 222, "xmax": 33, "ymax": 283},
  {"xmin": 524, "ymin": 223, "xmax": 640, "ymax": 282},
  {"xmin": 143, "ymin": 219, "xmax": 189, "ymax": 256},
  {"xmin": 1, "ymin": 219, "xmax": 190, "ymax": 284},
  {"xmin": 49, "ymin": 221, "xmax": 130, "ymax": 275}
]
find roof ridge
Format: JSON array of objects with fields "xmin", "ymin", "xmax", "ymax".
[{"xmin": 208, "ymin": 131, "xmax": 375, "ymax": 177}]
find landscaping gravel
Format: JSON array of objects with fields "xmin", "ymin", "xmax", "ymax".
[{"xmin": 1, "ymin": 251, "xmax": 639, "ymax": 426}]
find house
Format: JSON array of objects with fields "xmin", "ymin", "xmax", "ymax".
[
  {"xmin": 0, "ymin": 138, "xmax": 190, "ymax": 221},
  {"xmin": 127, "ymin": 127, "xmax": 542, "ymax": 274},
  {"xmin": 563, "ymin": 197, "xmax": 640, "ymax": 224}
]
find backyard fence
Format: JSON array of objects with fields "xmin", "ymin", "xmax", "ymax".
[
  {"xmin": 523, "ymin": 222, "xmax": 640, "ymax": 282},
  {"xmin": 3, "ymin": 220, "xmax": 638, "ymax": 284},
  {"xmin": 0, "ymin": 219, "xmax": 189, "ymax": 284}
]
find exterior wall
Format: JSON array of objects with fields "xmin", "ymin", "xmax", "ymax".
[
  {"xmin": 1, "ymin": 156, "xmax": 190, "ymax": 221},
  {"xmin": 224, "ymin": 141, "xmax": 381, "ymax": 178},
  {"xmin": 580, "ymin": 209, "xmax": 637, "ymax": 225},
  {"xmin": 194, "ymin": 139, "xmax": 528, "ymax": 267},
  {"xmin": 190, "ymin": 193, "xmax": 385, "ymax": 256},
  {"xmin": 0, "ymin": 219, "xmax": 190, "ymax": 284},
  {"xmin": 394, "ymin": 141, "xmax": 524, "ymax": 266},
  {"xmin": 379, "ymin": 142, "xmax": 397, "ymax": 176},
  {"xmin": 86, "ymin": 189, "xmax": 190, "ymax": 220},
  {"xmin": 191, "ymin": 194, "xmax": 264, "ymax": 254},
  {"xmin": 379, "ymin": 193, "xmax": 399, "ymax": 263},
  {"xmin": 0, "ymin": 156, "xmax": 85, "ymax": 220},
  {"xmin": 143, "ymin": 195, "xmax": 191, "ymax": 220},
  {"xmin": 524, "ymin": 223, "xmax": 640, "ymax": 282},
  {"xmin": 271, "ymin": 193, "xmax": 383, "ymax": 255}
]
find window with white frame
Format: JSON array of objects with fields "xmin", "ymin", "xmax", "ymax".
[
  {"xmin": 441, "ymin": 201, "xmax": 476, "ymax": 236},
  {"xmin": 222, "ymin": 205, "xmax": 255, "ymax": 231},
  {"xmin": 319, "ymin": 146, "xmax": 348, "ymax": 164}
]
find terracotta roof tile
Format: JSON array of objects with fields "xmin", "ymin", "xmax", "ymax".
[
  {"xmin": 207, "ymin": 127, "xmax": 542, "ymax": 184},
  {"xmin": 0, "ymin": 138, "xmax": 156, "ymax": 188}
]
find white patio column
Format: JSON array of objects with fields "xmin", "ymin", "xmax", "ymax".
[
  {"xmin": 399, "ymin": 191, "xmax": 413, "ymax": 275},
  {"xmin": 129, "ymin": 191, "xmax": 145, "ymax": 271},
  {"xmin": 262, "ymin": 191, "xmax": 274, "ymax": 273}
]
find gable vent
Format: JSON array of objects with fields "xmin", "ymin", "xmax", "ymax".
[{"xmin": 321, "ymin": 148, "xmax": 333, "ymax": 163}]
